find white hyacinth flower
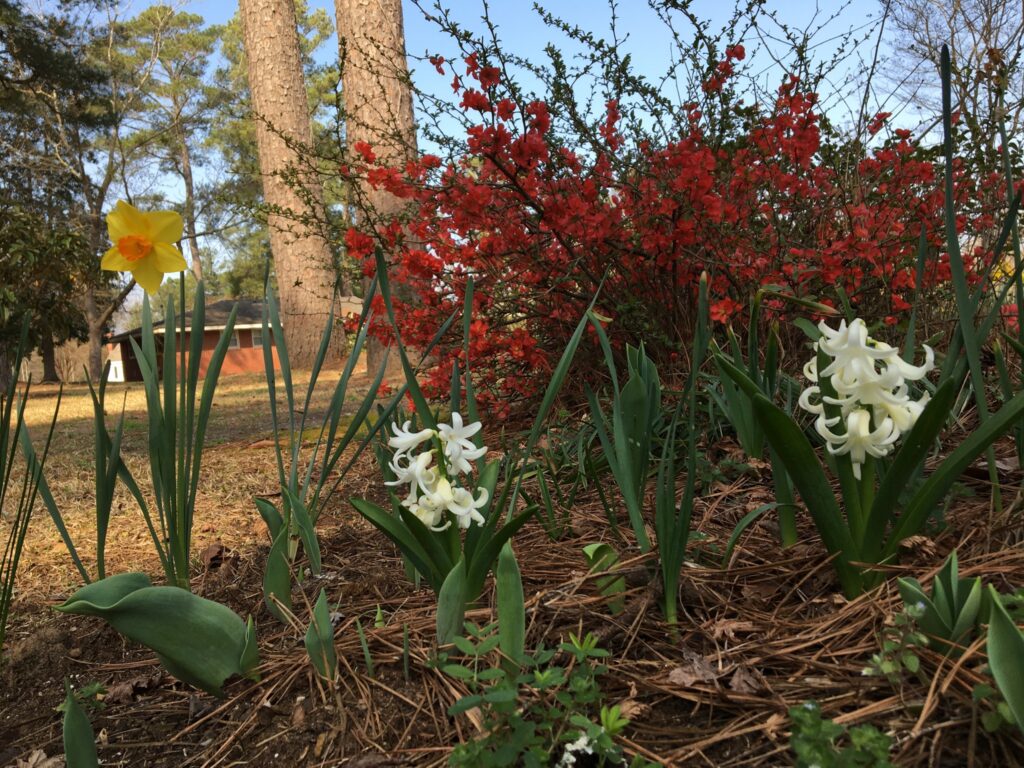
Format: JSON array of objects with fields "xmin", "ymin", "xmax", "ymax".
[
  {"xmin": 438, "ymin": 412, "xmax": 487, "ymax": 475},
  {"xmin": 388, "ymin": 420, "xmax": 436, "ymax": 453},
  {"xmin": 385, "ymin": 413, "xmax": 490, "ymax": 531},
  {"xmin": 799, "ymin": 317, "xmax": 933, "ymax": 476},
  {"xmin": 815, "ymin": 409, "xmax": 899, "ymax": 479}
]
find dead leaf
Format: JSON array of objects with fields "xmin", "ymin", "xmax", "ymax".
[
  {"xmin": 763, "ymin": 711, "xmax": 788, "ymax": 740},
  {"xmin": 710, "ymin": 618, "xmax": 755, "ymax": 642},
  {"xmin": 105, "ymin": 672, "xmax": 163, "ymax": 705},
  {"xmin": 616, "ymin": 697, "xmax": 650, "ymax": 721},
  {"xmin": 667, "ymin": 655, "xmax": 718, "ymax": 687},
  {"xmin": 201, "ymin": 543, "xmax": 227, "ymax": 570},
  {"xmin": 14, "ymin": 751, "xmax": 63, "ymax": 768},
  {"xmin": 899, "ymin": 535, "xmax": 937, "ymax": 558},
  {"xmin": 728, "ymin": 665, "xmax": 764, "ymax": 694}
]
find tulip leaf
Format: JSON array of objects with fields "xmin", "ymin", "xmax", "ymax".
[
  {"xmin": 263, "ymin": 527, "xmax": 293, "ymax": 623},
  {"xmin": 304, "ymin": 589, "xmax": 337, "ymax": 681},
  {"xmin": 56, "ymin": 573, "xmax": 259, "ymax": 697},
  {"xmin": 62, "ymin": 681, "xmax": 98, "ymax": 768},
  {"xmin": 496, "ymin": 542, "xmax": 525, "ymax": 669},
  {"xmin": 283, "ymin": 487, "xmax": 321, "ymax": 576},
  {"xmin": 255, "ymin": 498, "xmax": 284, "ymax": 543},
  {"xmin": 436, "ymin": 557, "xmax": 467, "ymax": 646},
  {"xmin": 987, "ymin": 585, "xmax": 1024, "ymax": 731}
]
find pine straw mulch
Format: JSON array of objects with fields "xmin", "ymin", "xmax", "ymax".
[{"xmin": 4, "ymin": 402, "xmax": 1024, "ymax": 765}]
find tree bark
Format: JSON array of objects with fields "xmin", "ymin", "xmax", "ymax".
[
  {"xmin": 178, "ymin": 123, "xmax": 203, "ymax": 283},
  {"xmin": 334, "ymin": 0, "xmax": 418, "ymax": 373},
  {"xmin": 40, "ymin": 334, "xmax": 58, "ymax": 382},
  {"xmin": 239, "ymin": 0, "xmax": 345, "ymax": 367}
]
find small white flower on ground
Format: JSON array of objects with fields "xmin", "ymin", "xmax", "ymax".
[{"xmin": 556, "ymin": 731, "xmax": 596, "ymax": 768}]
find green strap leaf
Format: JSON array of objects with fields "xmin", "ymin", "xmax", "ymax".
[
  {"xmin": 987, "ymin": 585, "xmax": 1024, "ymax": 730},
  {"xmin": 750, "ymin": 395, "xmax": 864, "ymax": 597},
  {"xmin": 62, "ymin": 680, "xmax": 99, "ymax": 768}
]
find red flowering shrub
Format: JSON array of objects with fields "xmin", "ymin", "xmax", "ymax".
[{"xmin": 340, "ymin": 49, "xmax": 1001, "ymax": 417}]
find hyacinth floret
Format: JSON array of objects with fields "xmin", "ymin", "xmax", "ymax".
[
  {"xmin": 385, "ymin": 414, "xmax": 489, "ymax": 531},
  {"xmin": 799, "ymin": 318, "xmax": 933, "ymax": 479}
]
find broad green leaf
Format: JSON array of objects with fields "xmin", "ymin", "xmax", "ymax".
[
  {"xmin": 987, "ymin": 585, "xmax": 1024, "ymax": 731},
  {"xmin": 496, "ymin": 542, "xmax": 525, "ymax": 667},
  {"xmin": 863, "ymin": 380, "xmax": 956, "ymax": 559},
  {"xmin": 263, "ymin": 527, "xmax": 293, "ymax": 623},
  {"xmin": 283, "ymin": 487, "xmax": 321, "ymax": 576},
  {"xmin": 55, "ymin": 573, "xmax": 259, "ymax": 697},
  {"xmin": 351, "ymin": 498, "xmax": 440, "ymax": 589},
  {"xmin": 885, "ymin": 387, "xmax": 1024, "ymax": 558},
  {"xmin": 254, "ymin": 498, "xmax": 284, "ymax": 542},
  {"xmin": 750, "ymin": 395, "xmax": 863, "ymax": 597},
  {"xmin": 436, "ymin": 558, "xmax": 467, "ymax": 646}
]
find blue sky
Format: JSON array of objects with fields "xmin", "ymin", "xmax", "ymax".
[{"xmin": 156, "ymin": 0, "xmax": 892, "ymax": 128}]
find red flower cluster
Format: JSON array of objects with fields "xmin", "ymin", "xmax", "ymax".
[{"xmin": 341, "ymin": 51, "xmax": 998, "ymax": 414}]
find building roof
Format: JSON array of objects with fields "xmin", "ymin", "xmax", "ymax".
[{"xmin": 107, "ymin": 298, "xmax": 267, "ymax": 343}]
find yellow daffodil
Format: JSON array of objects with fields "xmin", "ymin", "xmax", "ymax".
[{"xmin": 100, "ymin": 200, "xmax": 187, "ymax": 293}]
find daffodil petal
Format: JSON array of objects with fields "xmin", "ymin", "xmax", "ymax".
[
  {"xmin": 132, "ymin": 259, "xmax": 164, "ymax": 294},
  {"xmin": 144, "ymin": 210, "xmax": 184, "ymax": 243},
  {"xmin": 106, "ymin": 200, "xmax": 148, "ymax": 243},
  {"xmin": 152, "ymin": 242, "xmax": 188, "ymax": 273},
  {"xmin": 101, "ymin": 246, "xmax": 133, "ymax": 271}
]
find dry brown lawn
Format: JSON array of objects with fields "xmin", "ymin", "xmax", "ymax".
[{"xmin": 9, "ymin": 368, "xmax": 374, "ymax": 598}]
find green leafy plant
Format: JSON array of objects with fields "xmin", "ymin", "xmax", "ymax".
[
  {"xmin": 586, "ymin": 340, "xmax": 662, "ymax": 553},
  {"xmin": 582, "ymin": 543, "xmax": 626, "ymax": 616},
  {"xmin": 304, "ymin": 588, "xmax": 337, "ymax": 682},
  {"xmin": 897, "ymin": 550, "xmax": 983, "ymax": 656},
  {"xmin": 355, "ymin": 253, "xmax": 592, "ymax": 644},
  {"xmin": 653, "ymin": 275, "xmax": 709, "ymax": 626},
  {"xmin": 444, "ymin": 624, "xmax": 638, "ymax": 767},
  {"xmin": 1, "ymin": 322, "xmax": 61, "ymax": 662},
  {"xmin": 709, "ymin": 287, "xmax": 817, "ymax": 547},
  {"xmin": 718, "ymin": 347, "xmax": 1024, "ymax": 597},
  {"xmin": 55, "ymin": 572, "xmax": 259, "ymax": 697},
  {"xmin": 257, "ymin": 281, "xmax": 387, "ymax": 621},
  {"xmin": 863, "ymin": 602, "xmax": 928, "ymax": 685},
  {"xmin": 789, "ymin": 701, "xmax": 893, "ymax": 768}
]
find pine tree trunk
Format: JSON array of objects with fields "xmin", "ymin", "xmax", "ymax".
[
  {"xmin": 179, "ymin": 124, "xmax": 203, "ymax": 284},
  {"xmin": 334, "ymin": 0, "xmax": 418, "ymax": 374},
  {"xmin": 239, "ymin": 0, "xmax": 345, "ymax": 368}
]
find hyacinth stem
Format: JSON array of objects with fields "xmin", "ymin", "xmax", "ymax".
[{"xmin": 857, "ymin": 455, "xmax": 876, "ymax": 550}]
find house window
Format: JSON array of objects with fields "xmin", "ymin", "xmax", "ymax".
[
  {"xmin": 252, "ymin": 329, "xmax": 264, "ymax": 348},
  {"xmin": 228, "ymin": 331, "xmax": 240, "ymax": 349}
]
